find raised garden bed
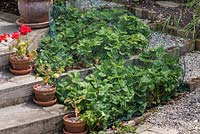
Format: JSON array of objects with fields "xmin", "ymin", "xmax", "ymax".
[{"xmin": 33, "ymin": 6, "xmax": 186, "ymax": 133}]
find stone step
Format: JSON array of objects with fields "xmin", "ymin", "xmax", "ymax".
[
  {"xmin": 0, "ymin": 102, "xmax": 65, "ymax": 134},
  {"xmin": 0, "ymin": 68, "xmax": 91, "ymax": 108}
]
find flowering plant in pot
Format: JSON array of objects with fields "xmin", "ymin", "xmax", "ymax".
[
  {"xmin": 0, "ymin": 25, "xmax": 37, "ymax": 75},
  {"xmin": 33, "ymin": 63, "xmax": 64, "ymax": 107}
]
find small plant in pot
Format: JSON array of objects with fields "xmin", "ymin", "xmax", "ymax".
[
  {"xmin": 0, "ymin": 25, "xmax": 37, "ymax": 75},
  {"xmin": 63, "ymin": 97, "xmax": 87, "ymax": 134},
  {"xmin": 61, "ymin": 72, "xmax": 88, "ymax": 134},
  {"xmin": 33, "ymin": 64, "xmax": 64, "ymax": 107}
]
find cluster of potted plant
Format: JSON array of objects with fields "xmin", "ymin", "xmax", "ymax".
[
  {"xmin": 33, "ymin": 63, "xmax": 64, "ymax": 106},
  {"xmin": 0, "ymin": 25, "xmax": 37, "ymax": 75}
]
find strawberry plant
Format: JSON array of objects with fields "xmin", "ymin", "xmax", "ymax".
[
  {"xmin": 36, "ymin": 7, "xmax": 150, "ymax": 72},
  {"xmin": 56, "ymin": 47, "xmax": 182, "ymax": 133}
]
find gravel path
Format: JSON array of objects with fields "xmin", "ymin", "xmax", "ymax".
[
  {"xmin": 180, "ymin": 51, "xmax": 200, "ymax": 82},
  {"xmin": 146, "ymin": 88, "xmax": 200, "ymax": 134}
]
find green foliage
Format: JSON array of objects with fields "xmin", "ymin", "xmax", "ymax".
[
  {"xmin": 35, "ymin": 36, "xmax": 71, "ymax": 84},
  {"xmin": 53, "ymin": 0, "xmax": 65, "ymax": 6},
  {"xmin": 36, "ymin": 7, "xmax": 150, "ymax": 73},
  {"xmin": 56, "ymin": 47, "xmax": 182, "ymax": 132},
  {"xmin": 183, "ymin": 0, "xmax": 200, "ymax": 39}
]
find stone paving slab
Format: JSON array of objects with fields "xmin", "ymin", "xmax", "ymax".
[
  {"xmin": 0, "ymin": 19, "xmax": 18, "ymax": 34},
  {"xmin": 0, "ymin": 11, "xmax": 19, "ymax": 23},
  {"xmin": 136, "ymin": 122, "xmax": 179, "ymax": 134},
  {"xmin": 0, "ymin": 102, "xmax": 65, "ymax": 134}
]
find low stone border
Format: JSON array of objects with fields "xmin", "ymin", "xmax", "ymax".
[
  {"xmin": 164, "ymin": 39, "xmax": 194, "ymax": 57},
  {"xmin": 195, "ymin": 39, "xmax": 200, "ymax": 50},
  {"xmin": 126, "ymin": 111, "xmax": 153, "ymax": 126},
  {"xmin": 187, "ymin": 78, "xmax": 200, "ymax": 91}
]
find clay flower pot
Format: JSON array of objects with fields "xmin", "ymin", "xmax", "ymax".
[
  {"xmin": 9, "ymin": 54, "xmax": 32, "ymax": 70},
  {"xmin": 63, "ymin": 114, "xmax": 86, "ymax": 133},
  {"xmin": 33, "ymin": 84, "xmax": 57, "ymax": 106},
  {"xmin": 9, "ymin": 54, "xmax": 32, "ymax": 75}
]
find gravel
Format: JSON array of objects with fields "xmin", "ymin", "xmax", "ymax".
[
  {"xmin": 148, "ymin": 32, "xmax": 186, "ymax": 49},
  {"xmin": 69, "ymin": 0, "xmax": 122, "ymax": 9},
  {"xmin": 180, "ymin": 51, "xmax": 200, "ymax": 82},
  {"xmin": 146, "ymin": 88, "xmax": 200, "ymax": 134}
]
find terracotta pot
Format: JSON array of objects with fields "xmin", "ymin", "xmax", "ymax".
[
  {"xmin": 33, "ymin": 84, "xmax": 56, "ymax": 102},
  {"xmin": 63, "ymin": 114, "xmax": 86, "ymax": 133},
  {"xmin": 63, "ymin": 128, "xmax": 88, "ymax": 134},
  {"xmin": 9, "ymin": 55, "xmax": 32, "ymax": 70},
  {"xmin": 18, "ymin": 0, "xmax": 53, "ymax": 23},
  {"xmin": 9, "ymin": 65, "xmax": 32, "ymax": 75}
]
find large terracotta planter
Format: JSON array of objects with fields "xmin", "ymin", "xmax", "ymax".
[
  {"xmin": 63, "ymin": 114, "xmax": 86, "ymax": 133},
  {"xmin": 18, "ymin": 0, "xmax": 53, "ymax": 24}
]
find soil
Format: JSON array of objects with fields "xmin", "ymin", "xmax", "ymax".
[
  {"xmin": 131, "ymin": 0, "xmax": 194, "ymax": 27},
  {"xmin": 35, "ymin": 84, "xmax": 55, "ymax": 91},
  {"xmin": 0, "ymin": 0, "xmax": 19, "ymax": 15},
  {"xmin": 66, "ymin": 116, "xmax": 81, "ymax": 123}
]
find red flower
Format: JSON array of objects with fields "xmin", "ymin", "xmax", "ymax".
[
  {"xmin": 12, "ymin": 32, "xmax": 20, "ymax": 39},
  {"xmin": 0, "ymin": 34, "xmax": 7, "ymax": 43},
  {"xmin": 19, "ymin": 25, "xmax": 32, "ymax": 35}
]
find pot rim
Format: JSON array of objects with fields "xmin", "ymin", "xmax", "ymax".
[
  {"xmin": 33, "ymin": 84, "xmax": 56, "ymax": 93},
  {"xmin": 9, "ymin": 54, "xmax": 32, "ymax": 62},
  {"xmin": 63, "ymin": 114, "xmax": 86, "ymax": 124}
]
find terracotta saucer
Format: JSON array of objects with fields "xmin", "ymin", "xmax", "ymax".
[
  {"xmin": 63, "ymin": 128, "xmax": 88, "ymax": 134},
  {"xmin": 9, "ymin": 65, "xmax": 32, "ymax": 75},
  {"xmin": 16, "ymin": 18, "xmax": 49, "ymax": 29},
  {"xmin": 33, "ymin": 97, "xmax": 57, "ymax": 107}
]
